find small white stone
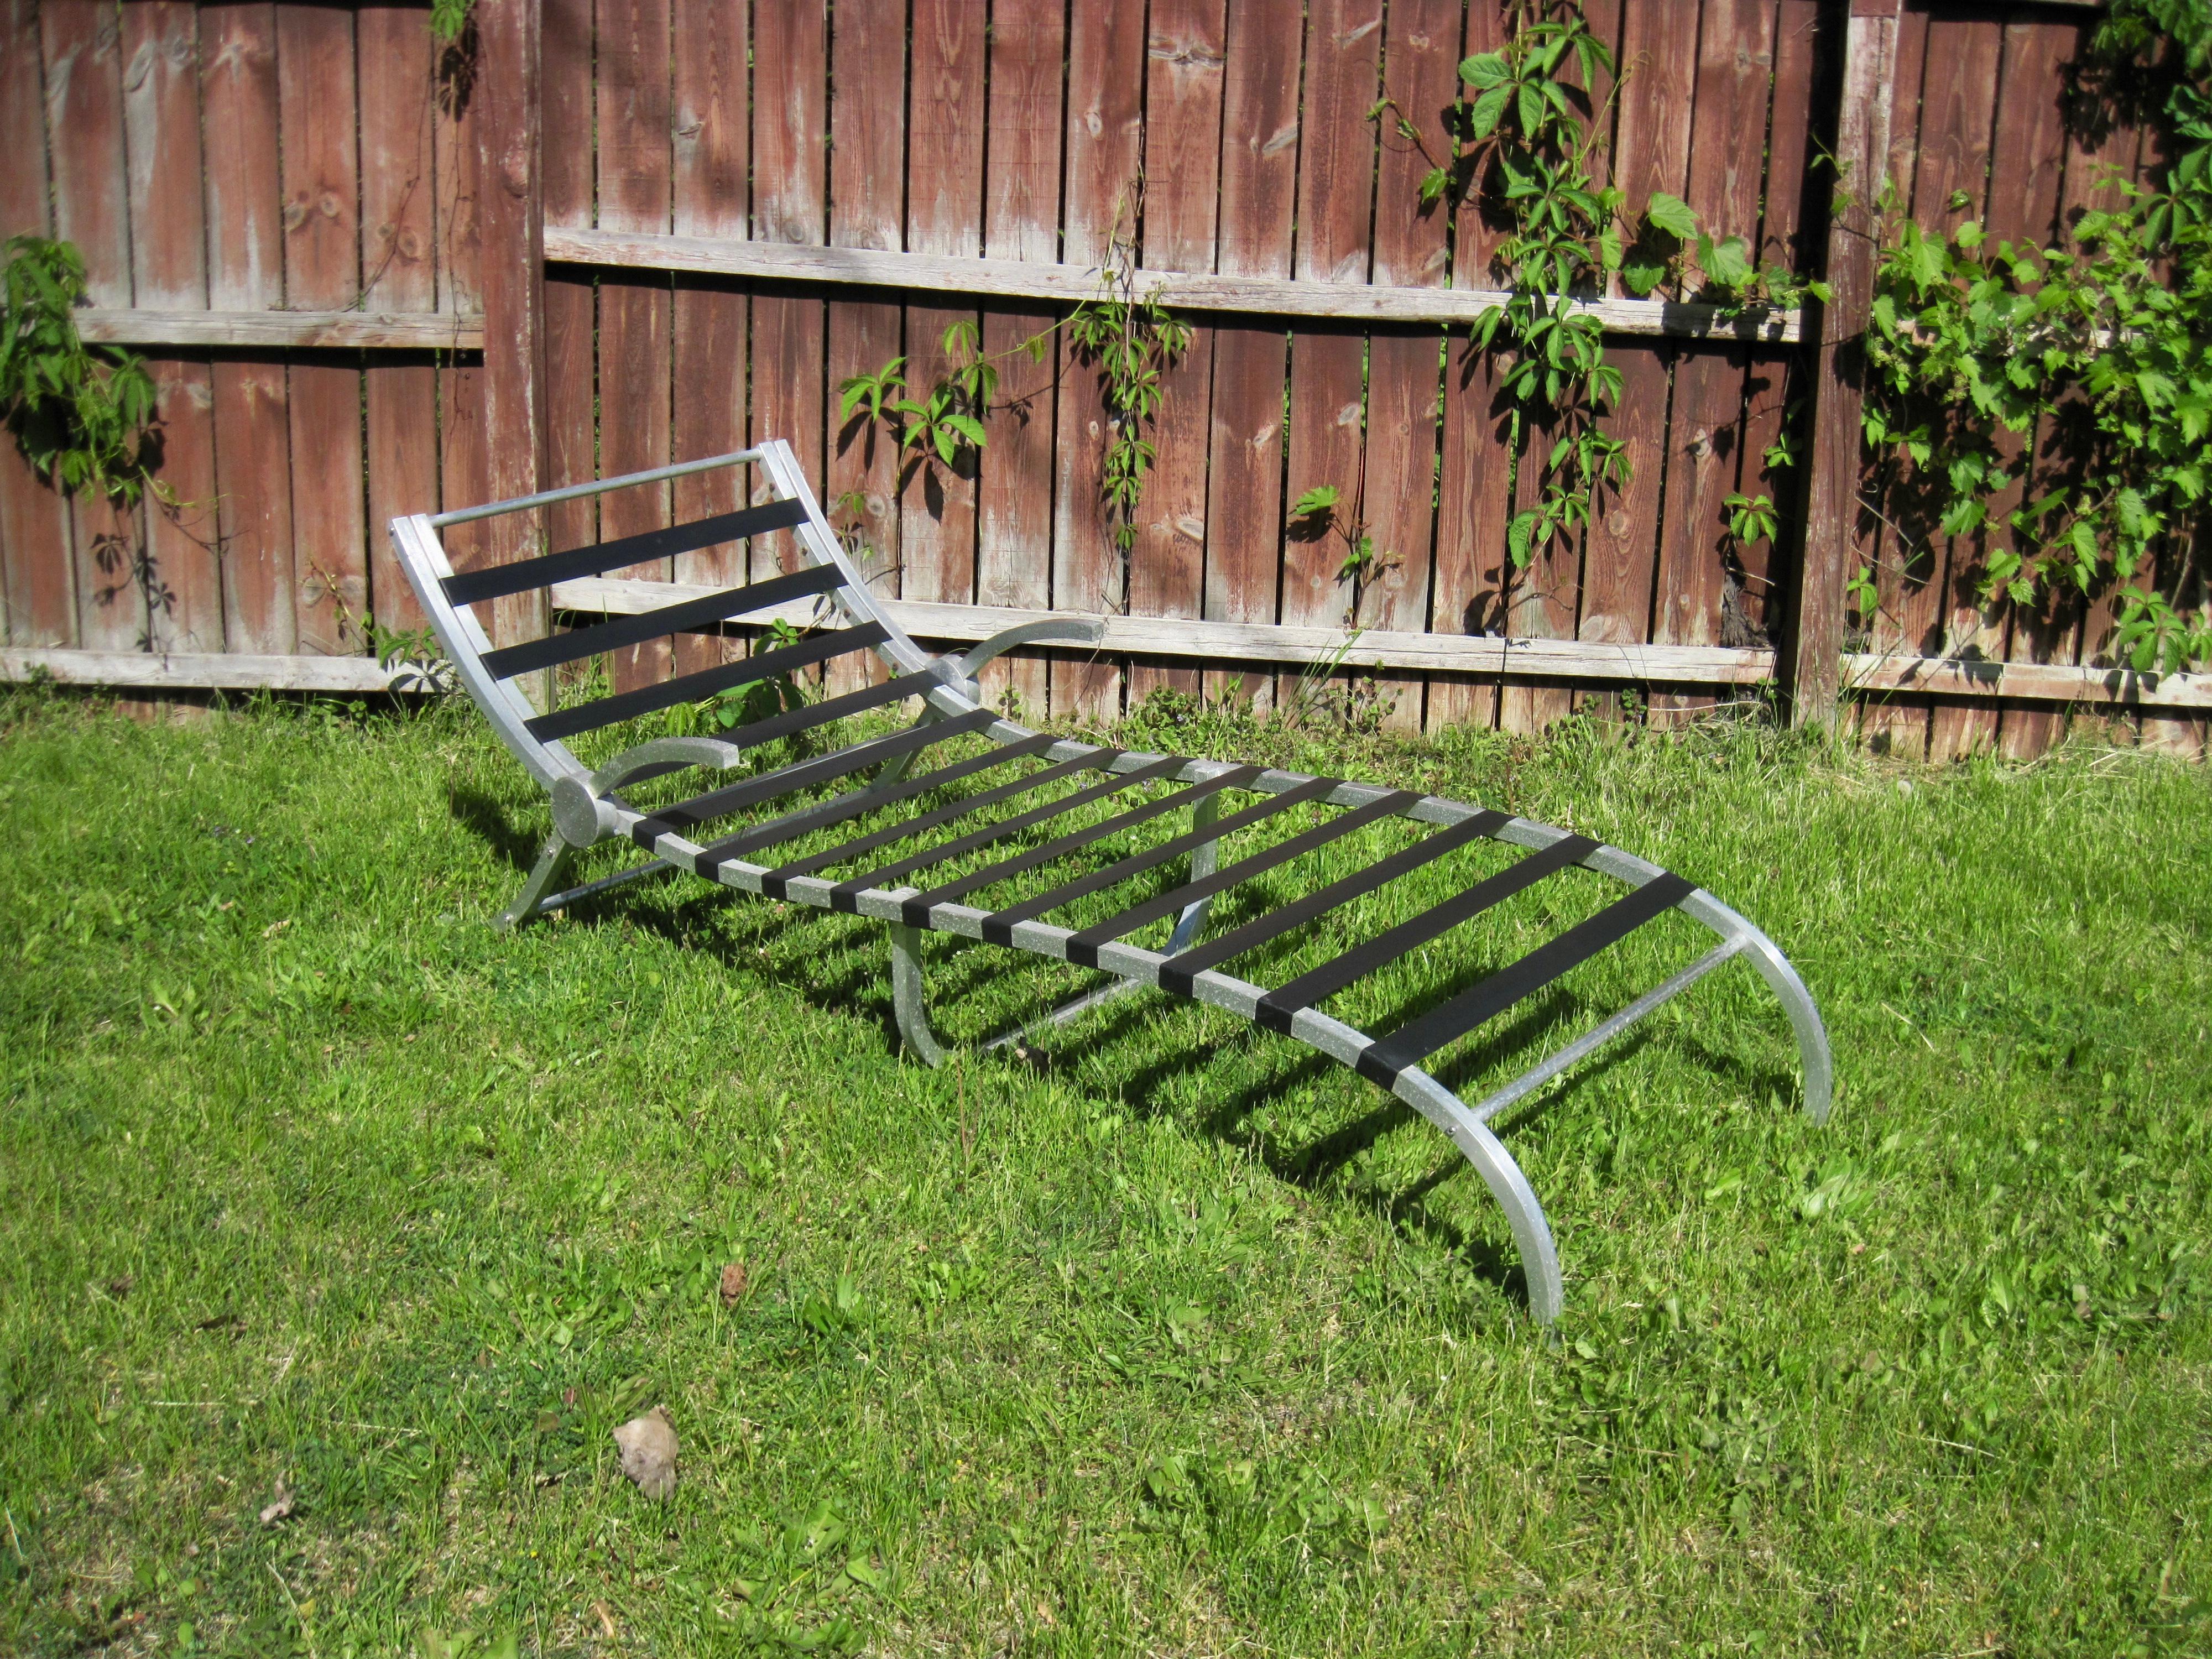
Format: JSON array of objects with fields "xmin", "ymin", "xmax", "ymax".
[{"xmin": 613, "ymin": 1405, "xmax": 678, "ymax": 1500}]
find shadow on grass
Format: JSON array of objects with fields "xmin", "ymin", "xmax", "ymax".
[
  {"xmin": 437, "ymin": 785, "xmax": 1790, "ymax": 1316},
  {"xmin": 445, "ymin": 784, "xmax": 547, "ymax": 873}
]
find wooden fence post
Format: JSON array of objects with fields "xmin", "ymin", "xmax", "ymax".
[
  {"xmin": 1785, "ymin": 0, "xmax": 1899, "ymax": 727},
  {"xmin": 474, "ymin": 0, "xmax": 550, "ymax": 677}
]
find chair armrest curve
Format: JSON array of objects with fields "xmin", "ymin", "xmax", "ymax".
[{"xmin": 952, "ymin": 617, "xmax": 1107, "ymax": 679}]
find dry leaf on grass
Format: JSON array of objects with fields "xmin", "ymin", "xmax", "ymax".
[
  {"xmin": 719, "ymin": 1262, "xmax": 748, "ymax": 1308},
  {"xmin": 613, "ymin": 1405, "xmax": 677, "ymax": 1499},
  {"xmin": 258, "ymin": 1483, "xmax": 293, "ymax": 1525}
]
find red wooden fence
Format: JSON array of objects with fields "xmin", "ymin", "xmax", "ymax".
[{"xmin": 0, "ymin": 0, "xmax": 2201, "ymax": 759}]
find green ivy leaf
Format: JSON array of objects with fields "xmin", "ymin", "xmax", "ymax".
[
  {"xmin": 1459, "ymin": 51, "xmax": 1511, "ymax": 89},
  {"xmin": 1506, "ymin": 509, "xmax": 1536, "ymax": 568},
  {"xmin": 1468, "ymin": 84, "xmax": 1512, "ymax": 140},
  {"xmin": 1645, "ymin": 192, "xmax": 1699, "ymax": 241}
]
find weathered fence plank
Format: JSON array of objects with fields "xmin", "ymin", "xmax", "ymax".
[
  {"xmin": 974, "ymin": 0, "xmax": 1065, "ymax": 719},
  {"xmin": 1203, "ymin": 0, "xmax": 1302, "ymax": 712},
  {"xmin": 360, "ymin": 2, "xmax": 441, "ymax": 634},
  {"xmin": 669, "ymin": 0, "xmax": 749, "ymax": 677},
  {"xmin": 45, "ymin": 0, "xmax": 139, "ymax": 653},
  {"xmin": 1363, "ymin": 0, "xmax": 1459, "ymax": 732},
  {"xmin": 279, "ymin": 2, "xmax": 367, "ymax": 657},
  {"xmin": 900, "ymin": 0, "xmax": 985, "ymax": 616},
  {"xmin": 540, "ymin": 0, "xmax": 597, "ymax": 577},
  {"xmin": 748, "ymin": 0, "xmax": 827, "ymax": 584},
  {"xmin": 1052, "ymin": 0, "xmax": 1146, "ymax": 719},
  {"xmin": 1281, "ymin": 0, "xmax": 1382, "ymax": 692},
  {"xmin": 1127, "ymin": 0, "xmax": 1225, "ymax": 702},
  {"xmin": 1791, "ymin": 0, "xmax": 1898, "ymax": 731}
]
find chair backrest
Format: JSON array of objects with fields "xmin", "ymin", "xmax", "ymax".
[{"xmin": 388, "ymin": 440, "xmax": 951, "ymax": 789}]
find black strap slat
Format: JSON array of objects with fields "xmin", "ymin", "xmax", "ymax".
[
  {"xmin": 696, "ymin": 733, "xmax": 1057, "ymax": 875},
  {"xmin": 1157, "ymin": 810, "xmax": 1510, "ymax": 997},
  {"xmin": 905, "ymin": 764, "xmax": 1254, "ymax": 928},
  {"xmin": 831, "ymin": 755, "xmax": 1185, "ymax": 916},
  {"xmin": 524, "ymin": 621, "xmax": 890, "ymax": 740},
  {"xmin": 1354, "ymin": 872, "xmax": 1695, "ymax": 1084},
  {"xmin": 998, "ymin": 775, "xmax": 1337, "ymax": 952},
  {"xmin": 630, "ymin": 708, "xmax": 995, "ymax": 848},
  {"xmin": 760, "ymin": 749, "xmax": 1128, "ymax": 900},
  {"xmin": 481, "ymin": 563, "xmax": 843, "ymax": 679},
  {"xmin": 441, "ymin": 498, "xmax": 812, "ymax": 606},
  {"xmin": 1070, "ymin": 788, "xmax": 1418, "ymax": 967},
  {"xmin": 1252, "ymin": 832, "xmax": 1597, "ymax": 1034}
]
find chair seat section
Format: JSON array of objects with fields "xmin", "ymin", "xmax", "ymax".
[{"xmin": 697, "ymin": 738, "xmax": 1707, "ymax": 1093}]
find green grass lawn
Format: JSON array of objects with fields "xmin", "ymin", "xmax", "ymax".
[{"xmin": 1, "ymin": 687, "xmax": 2207, "ymax": 1657}]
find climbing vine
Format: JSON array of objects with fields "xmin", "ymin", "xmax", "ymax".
[
  {"xmin": 1378, "ymin": 0, "xmax": 1819, "ymax": 575},
  {"xmin": 0, "ymin": 237, "xmax": 159, "ymax": 506},
  {"xmin": 838, "ymin": 187, "xmax": 1190, "ymax": 562},
  {"xmin": 1860, "ymin": 0, "xmax": 2212, "ymax": 672},
  {"xmin": 429, "ymin": 0, "xmax": 473, "ymax": 44}
]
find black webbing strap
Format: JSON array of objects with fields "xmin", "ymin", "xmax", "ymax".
[
  {"xmin": 629, "ymin": 707, "xmax": 995, "ymax": 848},
  {"xmin": 768, "ymin": 750, "xmax": 1152, "ymax": 906},
  {"xmin": 1157, "ymin": 810, "xmax": 1510, "ymax": 997},
  {"xmin": 696, "ymin": 732, "xmax": 1057, "ymax": 876},
  {"xmin": 713, "ymin": 667, "xmax": 950, "ymax": 759},
  {"xmin": 999, "ymin": 775, "xmax": 1338, "ymax": 953},
  {"xmin": 441, "ymin": 498, "xmax": 812, "ymax": 606},
  {"xmin": 904, "ymin": 764, "xmax": 1253, "ymax": 928},
  {"xmin": 1353, "ymin": 872, "xmax": 1695, "ymax": 1084},
  {"xmin": 480, "ymin": 563, "xmax": 842, "ymax": 680},
  {"xmin": 524, "ymin": 622, "xmax": 890, "ymax": 740},
  {"xmin": 823, "ymin": 754, "xmax": 1180, "ymax": 917},
  {"xmin": 1252, "ymin": 832, "xmax": 1597, "ymax": 1034},
  {"xmin": 1071, "ymin": 788, "xmax": 1418, "ymax": 968}
]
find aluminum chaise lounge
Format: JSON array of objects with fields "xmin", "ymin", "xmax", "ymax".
[{"xmin": 392, "ymin": 441, "xmax": 1832, "ymax": 1323}]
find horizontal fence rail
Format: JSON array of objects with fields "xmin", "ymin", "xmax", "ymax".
[
  {"xmin": 8, "ymin": 620, "xmax": 2205, "ymax": 712},
  {"xmin": 544, "ymin": 227, "xmax": 1804, "ymax": 342},
  {"xmin": 74, "ymin": 310, "xmax": 486, "ymax": 351}
]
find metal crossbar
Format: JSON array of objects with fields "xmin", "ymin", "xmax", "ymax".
[
  {"xmin": 987, "ymin": 775, "xmax": 1340, "ymax": 946},
  {"xmin": 1354, "ymin": 871, "xmax": 1696, "ymax": 1084},
  {"xmin": 388, "ymin": 436, "xmax": 1834, "ymax": 1326},
  {"xmin": 905, "ymin": 764, "xmax": 1259, "ymax": 924},
  {"xmin": 633, "ymin": 707, "xmax": 997, "ymax": 844},
  {"xmin": 757, "ymin": 748, "xmax": 1120, "ymax": 896},
  {"xmin": 1068, "ymin": 789, "xmax": 1418, "ymax": 967},
  {"xmin": 832, "ymin": 756, "xmax": 1186, "ymax": 910}
]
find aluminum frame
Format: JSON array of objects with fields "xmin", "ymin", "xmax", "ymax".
[{"xmin": 390, "ymin": 438, "xmax": 1833, "ymax": 1324}]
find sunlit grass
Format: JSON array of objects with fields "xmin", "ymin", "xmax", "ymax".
[{"xmin": 1, "ymin": 686, "xmax": 2206, "ymax": 1657}]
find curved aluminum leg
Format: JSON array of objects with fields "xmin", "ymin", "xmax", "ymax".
[
  {"xmin": 1731, "ymin": 925, "xmax": 1833, "ymax": 1125},
  {"xmin": 1678, "ymin": 889, "xmax": 1832, "ymax": 1125},
  {"xmin": 1391, "ymin": 1065, "xmax": 1566, "ymax": 1323},
  {"xmin": 889, "ymin": 920, "xmax": 951, "ymax": 1068},
  {"xmin": 495, "ymin": 833, "xmax": 577, "ymax": 931},
  {"xmin": 1164, "ymin": 791, "xmax": 1222, "ymax": 955}
]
